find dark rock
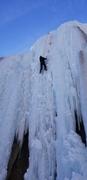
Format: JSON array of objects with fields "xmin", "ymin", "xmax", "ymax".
[{"xmin": 6, "ymin": 132, "xmax": 29, "ymax": 180}]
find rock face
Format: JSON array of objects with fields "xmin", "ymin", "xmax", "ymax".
[
  {"xmin": 0, "ymin": 21, "xmax": 87, "ymax": 180},
  {"xmin": 6, "ymin": 132, "xmax": 29, "ymax": 180}
]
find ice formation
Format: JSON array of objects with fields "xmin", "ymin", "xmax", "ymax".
[{"xmin": 0, "ymin": 21, "xmax": 87, "ymax": 180}]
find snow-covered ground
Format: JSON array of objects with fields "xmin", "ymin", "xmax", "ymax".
[{"xmin": 0, "ymin": 21, "xmax": 87, "ymax": 180}]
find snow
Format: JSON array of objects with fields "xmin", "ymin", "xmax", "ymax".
[{"xmin": 0, "ymin": 21, "xmax": 87, "ymax": 179}]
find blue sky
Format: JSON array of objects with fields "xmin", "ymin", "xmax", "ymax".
[{"xmin": 0, "ymin": 0, "xmax": 87, "ymax": 56}]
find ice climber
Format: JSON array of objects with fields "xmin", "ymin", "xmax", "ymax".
[{"xmin": 39, "ymin": 56, "xmax": 47, "ymax": 73}]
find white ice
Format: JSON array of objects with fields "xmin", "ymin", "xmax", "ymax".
[{"xmin": 0, "ymin": 21, "xmax": 87, "ymax": 180}]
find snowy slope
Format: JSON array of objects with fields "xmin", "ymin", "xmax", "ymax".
[{"xmin": 0, "ymin": 21, "xmax": 87, "ymax": 180}]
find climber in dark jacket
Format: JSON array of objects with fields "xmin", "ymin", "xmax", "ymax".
[{"xmin": 39, "ymin": 56, "xmax": 47, "ymax": 73}]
